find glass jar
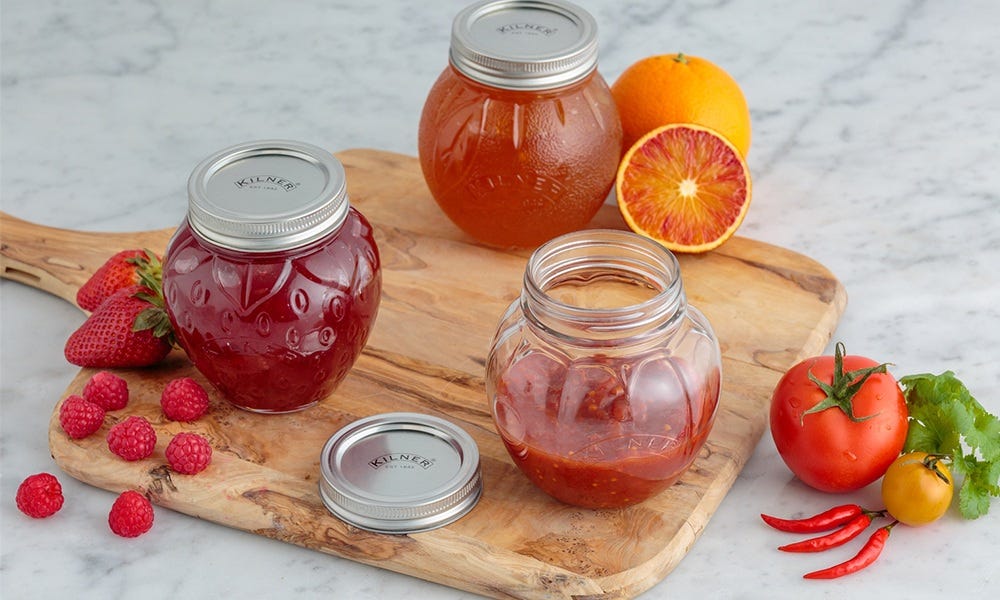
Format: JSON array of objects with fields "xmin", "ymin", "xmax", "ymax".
[
  {"xmin": 486, "ymin": 230, "xmax": 722, "ymax": 508},
  {"xmin": 162, "ymin": 140, "xmax": 382, "ymax": 413},
  {"xmin": 418, "ymin": 0, "xmax": 622, "ymax": 248}
]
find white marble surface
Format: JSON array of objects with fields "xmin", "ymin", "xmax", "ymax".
[{"xmin": 2, "ymin": 0, "xmax": 998, "ymax": 598}]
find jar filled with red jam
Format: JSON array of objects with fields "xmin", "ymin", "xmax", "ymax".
[
  {"xmin": 418, "ymin": 0, "xmax": 622, "ymax": 248},
  {"xmin": 486, "ymin": 230, "xmax": 722, "ymax": 508},
  {"xmin": 163, "ymin": 140, "xmax": 381, "ymax": 413}
]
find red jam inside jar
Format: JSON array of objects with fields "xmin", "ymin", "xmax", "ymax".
[{"xmin": 163, "ymin": 140, "xmax": 381, "ymax": 413}]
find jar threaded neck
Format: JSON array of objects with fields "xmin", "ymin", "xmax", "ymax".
[{"xmin": 521, "ymin": 230, "xmax": 686, "ymax": 346}]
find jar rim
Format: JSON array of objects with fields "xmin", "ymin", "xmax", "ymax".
[
  {"xmin": 448, "ymin": 0, "xmax": 599, "ymax": 91},
  {"xmin": 522, "ymin": 229, "xmax": 685, "ymax": 342}
]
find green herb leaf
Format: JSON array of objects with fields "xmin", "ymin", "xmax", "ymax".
[
  {"xmin": 959, "ymin": 478, "xmax": 991, "ymax": 520},
  {"xmin": 900, "ymin": 371, "xmax": 1000, "ymax": 519},
  {"xmin": 957, "ymin": 458, "xmax": 1000, "ymax": 519},
  {"xmin": 133, "ymin": 306, "xmax": 175, "ymax": 346}
]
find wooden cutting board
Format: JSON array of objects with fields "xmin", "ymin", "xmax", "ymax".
[{"xmin": 0, "ymin": 149, "xmax": 846, "ymax": 599}]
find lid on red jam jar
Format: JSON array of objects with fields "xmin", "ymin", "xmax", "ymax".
[
  {"xmin": 449, "ymin": 0, "xmax": 599, "ymax": 90},
  {"xmin": 319, "ymin": 412, "xmax": 483, "ymax": 534},
  {"xmin": 186, "ymin": 139, "xmax": 349, "ymax": 251}
]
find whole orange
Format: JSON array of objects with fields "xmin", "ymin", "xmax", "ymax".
[{"xmin": 611, "ymin": 53, "xmax": 751, "ymax": 157}]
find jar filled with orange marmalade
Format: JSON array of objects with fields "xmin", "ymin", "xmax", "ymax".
[{"xmin": 418, "ymin": 0, "xmax": 622, "ymax": 248}]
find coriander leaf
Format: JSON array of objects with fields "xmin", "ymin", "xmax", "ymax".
[
  {"xmin": 904, "ymin": 419, "xmax": 940, "ymax": 454},
  {"xmin": 958, "ymin": 478, "xmax": 991, "ymax": 520},
  {"xmin": 900, "ymin": 371, "xmax": 1000, "ymax": 519},
  {"xmin": 985, "ymin": 458, "xmax": 1000, "ymax": 493},
  {"xmin": 972, "ymin": 409, "xmax": 1000, "ymax": 462},
  {"xmin": 952, "ymin": 452, "xmax": 978, "ymax": 478},
  {"xmin": 903, "ymin": 399, "xmax": 962, "ymax": 457},
  {"xmin": 957, "ymin": 459, "xmax": 1000, "ymax": 519}
]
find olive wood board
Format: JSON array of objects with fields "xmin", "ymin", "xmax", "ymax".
[{"xmin": 0, "ymin": 148, "xmax": 847, "ymax": 599}]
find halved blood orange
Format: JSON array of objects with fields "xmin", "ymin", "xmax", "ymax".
[{"xmin": 615, "ymin": 123, "xmax": 752, "ymax": 253}]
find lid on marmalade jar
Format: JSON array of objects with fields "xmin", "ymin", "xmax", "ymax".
[
  {"xmin": 449, "ymin": 0, "xmax": 599, "ymax": 90},
  {"xmin": 186, "ymin": 139, "xmax": 349, "ymax": 252},
  {"xmin": 319, "ymin": 412, "xmax": 483, "ymax": 534}
]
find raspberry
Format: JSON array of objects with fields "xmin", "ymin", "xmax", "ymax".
[
  {"xmin": 165, "ymin": 432, "xmax": 213, "ymax": 475},
  {"xmin": 107, "ymin": 416, "xmax": 157, "ymax": 461},
  {"xmin": 160, "ymin": 377, "xmax": 209, "ymax": 422},
  {"xmin": 59, "ymin": 395, "xmax": 106, "ymax": 439},
  {"xmin": 108, "ymin": 490, "xmax": 154, "ymax": 537},
  {"xmin": 16, "ymin": 473, "xmax": 65, "ymax": 518},
  {"xmin": 82, "ymin": 370, "xmax": 129, "ymax": 411}
]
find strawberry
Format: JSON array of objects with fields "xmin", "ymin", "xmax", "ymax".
[
  {"xmin": 64, "ymin": 285, "xmax": 173, "ymax": 368},
  {"xmin": 76, "ymin": 249, "xmax": 161, "ymax": 312}
]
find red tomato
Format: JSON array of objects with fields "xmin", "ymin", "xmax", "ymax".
[{"xmin": 769, "ymin": 343, "xmax": 908, "ymax": 493}]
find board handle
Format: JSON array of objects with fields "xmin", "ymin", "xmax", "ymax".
[{"xmin": 0, "ymin": 211, "xmax": 174, "ymax": 308}]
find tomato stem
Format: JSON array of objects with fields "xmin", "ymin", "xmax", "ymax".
[
  {"xmin": 801, "ymin": 342, "xmax": 891, "ymax": 424},
  {"xmin": 923, "ymin": 453, "xmax": 953, "ymax": 485}
]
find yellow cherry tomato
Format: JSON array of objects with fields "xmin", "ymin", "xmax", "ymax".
[{"xmin": 881, "ymin": 452, "xmax": 954, "ymax": 526}]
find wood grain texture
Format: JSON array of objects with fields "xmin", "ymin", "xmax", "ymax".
[{"xmin": 0, "ymin": 149, "xmax": 846, "ymax": 599}]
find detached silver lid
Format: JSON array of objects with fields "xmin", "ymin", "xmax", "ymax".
[
  {"xmin": 449, "ymin": 0, "xmax": 599, "ymax": 90},
  {"xmin": 186, "ymin": 140, "xmax": 349, "ymax": 252},
  {"xmin": 319, "ymin": 412, "xmax": 483, "ymax": 534}
]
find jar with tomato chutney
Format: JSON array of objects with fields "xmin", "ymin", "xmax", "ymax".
[
  {"xmin": 418, "ymin": 0, "xmax": 622, "ymax": 248},
  {"xmin": 162, "ymin": 140, "xmax": 381, "ymax": 413},
  {"xmin": 486, "ymin": 230, "xmax": 722, "ymax": 508}
]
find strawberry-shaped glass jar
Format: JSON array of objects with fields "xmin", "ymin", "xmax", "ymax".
[
  {"xmin": 163, "ymin": 140, "xmax": 381, "ymax": 413},
  {"xmin": 486, "ymin": 230, "xmax": 721, "ymax": 508}
]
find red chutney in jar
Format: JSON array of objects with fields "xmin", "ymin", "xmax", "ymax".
[
  {"xmin": 417, "ymin": 0, "xmax": 622, "ymax": 248},
  {"xmin": 493, "ymin": 351, "xmax": 720, "ymax": 508},
  {"xmin": 486, "ymin": 230, "xmax": 723, "ymax": 509},
  {"xmin": 163, "ymin": 141, "xmax": 381, "ymax": 413}
]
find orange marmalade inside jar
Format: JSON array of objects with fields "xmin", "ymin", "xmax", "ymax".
[
  {"xmin": 163, "ymin": 141, "xmax": 381, "ymax": 413},
  {"xmin": 418, "ymin": 0, "xmax": 622, "ymax": 248}
]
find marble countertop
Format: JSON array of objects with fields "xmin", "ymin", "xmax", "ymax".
[{"xmin": 2, "ymin": 1, "xmax": 997, "ymax": 598}]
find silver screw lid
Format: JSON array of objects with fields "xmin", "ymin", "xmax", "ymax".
[
  {"xmin": 186, "ymin": 140, "xmax": 349, "ymax": 252},
  {"xmin": 319, "ymin": 412, "xmax": 483, "ymax": 534},
  {"xmin": 449, "ymin": 0, "xmax": 599, "ymax": 90}
]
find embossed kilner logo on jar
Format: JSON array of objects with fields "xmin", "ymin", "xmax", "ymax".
[
  {"xmin": 368, "ymin": 453, "xmax": 436, "ymax": 470},
  {"xmin": 233, "ymin": 175, "xmax": 300, "ymax": 191},
  {"xmin": 497, "ymin": 23, "xmax": 558, "ymax": 36},
  {"xmin": 574, "ymin": 434, "xmax": 684, "ymax": 460}
]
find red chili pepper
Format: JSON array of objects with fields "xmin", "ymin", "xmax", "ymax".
[
  {"xmin": 803, "ymin": 521, "xmax": 898, "ymax": 579},
  {"xmin": 778, "ymin": 512, "xmax": 877, "ymax": 552},
  {"xmin": 760, "ymin": 504, "xmax": 862, "ymax": 533}
]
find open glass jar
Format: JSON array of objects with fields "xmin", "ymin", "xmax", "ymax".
[
  {"xmin": 162, "ymin": 140, "xmax": 381, "ymax": 413},
  {"xmin": 418, "ymin": 0, "xmax": 622, "ymax": 248},
  {"xmin": 486, "ymin": 230, "xmax": 722, "ymax": 508}
]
